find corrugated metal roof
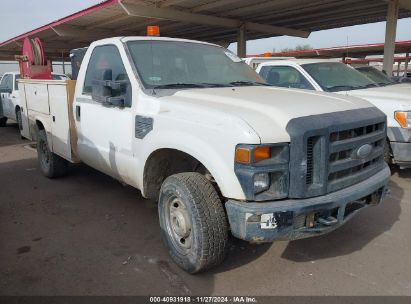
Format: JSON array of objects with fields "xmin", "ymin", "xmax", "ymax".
[{"xmin": 0, "ymin": 0, "xmax": 410, "ymax": 60}]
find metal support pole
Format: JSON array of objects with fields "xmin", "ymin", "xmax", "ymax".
[
  {"xmin": 383, "ymin": 0, "xmax": 399, "ymax": 76},
  {"xmin": 397, "ymin": 60, "xmax": 401, "ymax": 76},
  {"xmin": 237, "ymin": 23, "xmax": 246, "ymax": 58},
  {"xmin": 62, "ymin": 52, "xmax": 66, "ymax": 74},
  {"xmin": 405, "ymin": 52, "xmax": 410, "ymax": 77}
]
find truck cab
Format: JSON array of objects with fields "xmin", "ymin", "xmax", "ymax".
[
  {"xmin": 256, "ymin": 59, "xmax": 411, "ymax": 167},
  {"xmin": 20, "ymin": 37, "xmax": 390, "ymax": 273}
]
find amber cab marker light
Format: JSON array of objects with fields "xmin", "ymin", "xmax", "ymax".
[
  {"xmin": 394, "ymin": 111, "xmax": 408, "ymax": 128},
  {"xmin": 235, "ymin": 148, "xmax": 251, "ymax": 164},
  {"xmin": 147, "ymin": 25, "xmax": 160, "ymax": 36},
  {"xmin": 254, "ymin": 146, "xmax": 271, "ymax": 162}
]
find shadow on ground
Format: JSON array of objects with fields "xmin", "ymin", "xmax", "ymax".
[{"xmin": 281, "ymin": 174, "xmax": 403, "ymax": 262}]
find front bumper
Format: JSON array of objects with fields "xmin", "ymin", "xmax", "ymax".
[
  {"xmin": 388, "ymin": 127, "xmax": 411, "ymax": 164},
  {"xmin": 225, "ymin": 165, "xmax": 390, "ymax": 243}
]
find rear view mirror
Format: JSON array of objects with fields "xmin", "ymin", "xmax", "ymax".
[{"xmin": 91, "ymin": 68, "xmax": 131, "ymax": 107}]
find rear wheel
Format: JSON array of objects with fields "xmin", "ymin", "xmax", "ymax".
[
  {"xmin": 37, "ymin": 129, "xmax": 68, "ymax": 178},
  {"xmin": 158, "ymin": 172, "xmax": 228, "ymax": 273},
  {"xmin": 0, "ymin": 117, "xmax": 7, "ymax": 127}
]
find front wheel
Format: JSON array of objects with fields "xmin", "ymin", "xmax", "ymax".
[
  {"xmin": 158, "ymin": 172, "xmax": 228, "ymax": 273},
  {"xmin": 37, "ymin": 129, "xmax": 68, "ymax": 178}
]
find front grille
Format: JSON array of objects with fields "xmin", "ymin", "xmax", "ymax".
[
  {"xmin": 287, "ymin": 108, "xmax": 386, "ymax": 198},
  {"xmin": 306, "ymin": 138, "xmax": 314, "ymax": 184},
  {"xmin": 326, "ymin": 122, "xmax": 385, "ymax": 193}
]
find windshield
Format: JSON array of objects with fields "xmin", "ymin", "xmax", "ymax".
[
  {"xmin": 301, "ymin": 62, "xmax": 379, "ymax": 92},
  {"xmin": 126, "ymin": 40, "xmax": 264, "ymax": 89},
  {"xmin": 356, "ymin": 66, "xmax": 394, "ymax": 86}
]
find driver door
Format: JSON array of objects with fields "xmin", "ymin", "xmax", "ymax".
[{"xmin": 74, "ymin": 44, "xmax": 135, "ymax": 184}]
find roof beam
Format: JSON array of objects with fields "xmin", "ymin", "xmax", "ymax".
[
  {"xmin": 191, "ymin": 0, "xmax": 240, "ymax": 13},
  {"xmin": 159, "ymin": 0, "xmax": 187, "ymax": 8},
  {"xmin": 119, "ymin": 2, "xmax": 310, "ymax": 38},
  {"xmin": 399, "ymin": 0, "xmax": 411, "ymax": 11}
]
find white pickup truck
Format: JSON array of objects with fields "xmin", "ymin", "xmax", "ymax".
[
  {"xmin": 256, "ymin": 59, "xmax": 411, "ymax": 167},
  {"xmin": 19, "ymin": 37, "xmax": 390, "ymax": 273}
]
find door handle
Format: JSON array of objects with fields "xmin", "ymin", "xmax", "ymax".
[{"xmin": 76, "ymin": 105, "xmax": 81, "ymax": 121}]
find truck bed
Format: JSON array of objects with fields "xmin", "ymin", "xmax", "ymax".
[{"xmin": 18, "ymin": 79, "xmax": 80, "ymax": 163}]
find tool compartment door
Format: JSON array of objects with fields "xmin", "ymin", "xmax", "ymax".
[{"xmin": 48, "ymin": 82, "xmax": 72, "ymax": 160}]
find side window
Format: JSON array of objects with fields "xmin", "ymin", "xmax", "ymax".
[
  {"xmin": 261, "ymin": 66, "xmax": 314, "ymax": 90},
  {"xmin": 83, "ymin": 45, "xmax": 128, "ymax": 95},
  {"xmin": 0, "ymin": 75, "xmax": 12, "ymax": 91}
]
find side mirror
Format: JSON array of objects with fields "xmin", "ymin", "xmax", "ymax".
[{"xmin": 91, "ymin": 69, "xmax": 131, "ymax": 107}]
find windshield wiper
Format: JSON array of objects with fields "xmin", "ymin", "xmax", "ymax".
[
  {"xmin": 153, "ymin": 83, "xmax": 207, "ymax": 89},
  {"xmin": 360, "ymin": 83, "xmax": 379, "ymax": 89},
  {"xmin": 229, "ymin": 81, "xmax": 270, "ymax": 86},
  {"xmin": 326, "ymin": 85, "xmax": 356, "ymax": 92}
]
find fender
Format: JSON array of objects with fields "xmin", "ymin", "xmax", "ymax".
[{"xmin": 139, "ymin": 131, "xmax": 246, "ymax": 200}]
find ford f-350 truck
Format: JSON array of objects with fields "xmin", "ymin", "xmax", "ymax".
[{"xmin": 19, "ymin": 37, "xmax": 390, "ymax": 273}]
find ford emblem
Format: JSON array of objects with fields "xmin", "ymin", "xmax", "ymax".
[{"xmin": 356, "ymin": 144, "xmax": 372, "ymax": 159}]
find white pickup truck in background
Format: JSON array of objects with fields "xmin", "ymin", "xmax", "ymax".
[
  {"xmin": 19, "ymin": 37, "xmax": 390, "ymax": 273},
  {"xmin": 256, "ymin": 59, "xmax": 411, "ymax": 168},
  {"xmin": 0, "ymin": 71, "xmax": 69, "ymax": 129}
]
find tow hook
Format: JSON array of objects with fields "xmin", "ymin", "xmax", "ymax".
[{"xmin": 317, "ymin": 216, "xmax": 338, "ymax": 226}]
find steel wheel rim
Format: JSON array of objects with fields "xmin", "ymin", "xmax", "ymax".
[{"xmin": 165, "ymin": 196, "xmax": 193, "ymax": 254}]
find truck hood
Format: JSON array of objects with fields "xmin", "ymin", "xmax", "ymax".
[
  {"xmin": 160, "ymin": 86, "xmax": 373, "ymax": 143},
  {"xmin": 341, "ymin": 84, "xmax": 411, "ymax": 109}
]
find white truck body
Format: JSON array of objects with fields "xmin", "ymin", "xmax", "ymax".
[
  {"xmin": 19, "ymin": 37, "xmax": 390, "ymax": 272},
  {"xmin": 0, "ymin": 72, "xmax": 21, "ymax": 125},
  {"xmin": 242, "ymin": 56, "xmax": 295, "ymax": 70},
  {"xmin": 256, "ymin": 59, "xmax": 411, "ymax": 166}
]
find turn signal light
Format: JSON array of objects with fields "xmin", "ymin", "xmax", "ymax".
[
  {"xmin": 235, "ymin": 146, "xmax": 271, "ymax": 164},
  {"xmin": 254, "ymin": 146, "xmax": 271, "ymax": 162},
  {"xmin": 147, "ymin": 25, "xmax": 160, "ymax": 36},
  {"xmin": 394, "ymin": 111, "xmax": 409, "ymax": 128},
  {"xmin": 235, "ymin": 148, "xmax": 251, "ymax": 164}
]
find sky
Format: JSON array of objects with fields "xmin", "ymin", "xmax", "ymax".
[{"xmin": 0, "ymin": 0, "xmax": 411, "ymax": 55}]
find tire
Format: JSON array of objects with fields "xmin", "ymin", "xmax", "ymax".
[
  {"xmin": 37, "ymin": 129, "xmax": 68, "ymax": 178},
  {"xmin": 16, "ymin": 109, "xmax": 23, "ymax": 131},
  {"xmin": 158, "ymin": 172, "xmax": 228, "ymax": 273},
  {"xmin": 0, "ymin": 117, "xmax": 7, "ymax": 127}
]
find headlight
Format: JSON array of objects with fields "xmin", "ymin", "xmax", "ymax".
[
  {"xmin": 254, "ymin": 173, "xmax": 270, "ymax": 194},
  {"xmin": 234, "ymin": 144, "xmax": 289, "ymax": 201},
  {"xmin": 394, "ymin": 111, "xmax": 411, "ymax": 128}
]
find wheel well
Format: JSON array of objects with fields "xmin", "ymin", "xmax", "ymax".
[
  {"xmin": 143, "ymin": 148, "xmax": 217, "ymax": 201},
  {"xmin": 36, "ymin": 120, "xmax": 45, "ymax": 130}
]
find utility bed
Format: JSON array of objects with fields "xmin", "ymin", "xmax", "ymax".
[{"xmin": 18, "ymin": 79, "xmax": 80, "ymax": 162}]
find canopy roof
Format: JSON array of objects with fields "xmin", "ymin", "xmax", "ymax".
[{"xmin": 1, "ymin": 0, "xmax": 411, "ymax": 60}]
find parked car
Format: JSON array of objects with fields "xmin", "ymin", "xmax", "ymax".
[
  {"xmin": 256, "ymin": 59, "xmax": 411, "ymax": 167},
  {"xmin": 0, "ymin": 72, "xmax": 69, "ymax": 128},
  {"xmin": 356, "ymin": 66, "xmax": 411, "ymax": 85},
  {"xmin": 242, "ymin": 56, "xmax": 295, "ymax": 70},
  {"xmin": 19, "ymin": 37, "xmax": 389, "ymax": 273}
]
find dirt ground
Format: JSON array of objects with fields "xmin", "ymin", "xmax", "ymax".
[{"xmin": 1, "ymin": 122, "xmax": 410, "ymax": 296}]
